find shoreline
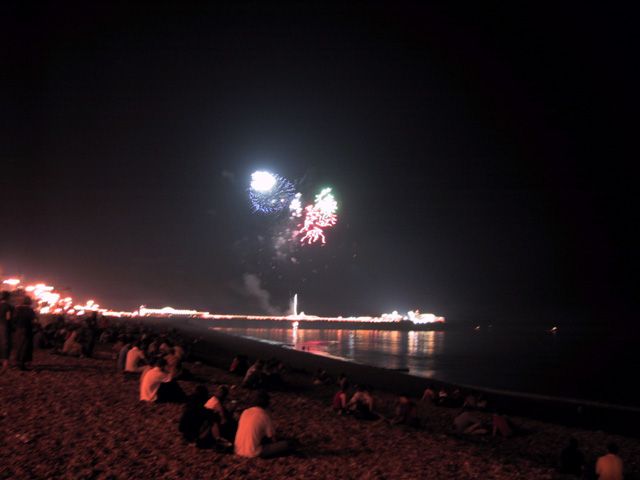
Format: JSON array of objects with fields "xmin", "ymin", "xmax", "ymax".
[
  {"xmin": 215, "ymin": 326, "xmax": 640, "ymax": 413},
  {"xmin": 146, "ymin": 317, "xmax": 640, "ymax": 436},
  {"xmin": 1, "ymin": 328, "xmax": 639, "ymax": 478}
]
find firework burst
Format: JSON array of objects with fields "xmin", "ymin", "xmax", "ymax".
[
  {"xmin": 299, "ymin": 188, "xmax": 338, "ymax": 245},
  {"xmin": 248, "ymin": 170, "xmax": 295, "ymax": 214}
]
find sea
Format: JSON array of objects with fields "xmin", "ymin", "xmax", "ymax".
[{"xmin": 210, "ymin": 325, "xmax": 639, "ymax": 409}]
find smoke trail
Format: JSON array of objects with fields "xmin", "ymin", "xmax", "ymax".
[{"xmin": 241, "ymin": 273, "xmax": 281, "ymax": 315}]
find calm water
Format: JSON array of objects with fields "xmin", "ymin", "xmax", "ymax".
[{"xmin": 212, "ymin": 326, "xmax": 639, "ymax": 408}]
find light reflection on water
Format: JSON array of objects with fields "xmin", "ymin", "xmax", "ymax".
[
  {"xmin": 209, "ymin": 325, "xmax": 640, "ymax": 406},
  {"xmin": 213, "ymin": 327, "xmax": 445, "ymax": 379}
]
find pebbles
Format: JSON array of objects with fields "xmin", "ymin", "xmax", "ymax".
[{"xmin": 0, "ymin": 349, "xmax": 638, "ymax": 479}]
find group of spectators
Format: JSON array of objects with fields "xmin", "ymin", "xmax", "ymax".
[
  {"xmin": 109, "ymin": 328, "xmax": 292, "ymax": 458},
  {"xmin": 1, "ymin": 296, "xmax": 628, "ymax": 475}
]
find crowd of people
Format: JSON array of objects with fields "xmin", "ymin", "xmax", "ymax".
[{"xmin": 0, "ymin": 289, "xmax": 629, "ymax": 476}]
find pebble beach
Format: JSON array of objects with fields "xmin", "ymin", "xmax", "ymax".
[{"xmin": 1, "ymin": 344, "xmax": 638, "ymax": 479}]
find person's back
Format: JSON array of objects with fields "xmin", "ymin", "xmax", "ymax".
[
  {"xmin": 333, "ymin": 389, "xmax": 348, "ymax": 414},
  {"xmin": 62, "ymin": 330, "xmax": 82, "ymax": 356},
  {"xmin": 492, "ymin": 413, "xmax": 512, "ymax": 437},
  {"xmin": 454, "ymin": 410, "xmax": 486, "ymax": 434},
  {"xmin": 235, "ymin": 406, "xmax": 274, "ymax": 457},
  {"xmin": 560, "ymin": 438, "xmax": 584, "ymax": 476},
  {"xmin": 235, "ymin": 391, "xmax": 289, "ymax": 458},
  {"xmin": 13, "ymin": 298, "xmax": 36, "ymax": 370},
  {"xmin": 117, "ymin": 343, "xmax": 132, "ymax": 371},
  {"xmin": 596, "ymin": 443, "xmax": 623, "ymax": 480},
  {"xmin": 179, "ymin": 386, "xmax": 211, "ymax": 445},
  {"xmin": 139, "ymin": 363, "xmax": 171, "ymax": 402},
  {"xmin": 125, "ymin": 345, "xmax": 145, "ymax": 372}
]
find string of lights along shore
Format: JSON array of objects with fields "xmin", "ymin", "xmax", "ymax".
[
  {"xmin": 0, "ymin": 278, "xmax": 445, "ymax": 325},
  {"xmin": 248, "ymin": 170, "xmax": 338, "ymax": 245}
]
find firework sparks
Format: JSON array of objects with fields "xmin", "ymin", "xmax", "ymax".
[
  {"xmin": 299, "ymin": 188, "xmax": 338, "ymax": 245},
  {"xmin": 289, "ymin": 192, "xmax": 303, "ymax": 217},
  {"xmin": 249, "ymin": 170, "xmax": 295, "ymax": 213}
]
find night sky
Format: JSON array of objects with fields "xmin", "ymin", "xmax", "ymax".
[{"xmin": 1, "ymin": 2, "xmax": 636, "ymax": 325}]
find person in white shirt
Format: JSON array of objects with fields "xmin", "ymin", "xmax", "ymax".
[
  {"xmin": 204, "ymin": 385, "xmax": 235, "ymax": 444},
  {"xmin": 234, "ymin": 391, "xmax": 289, "ymax": 458},
  {"xmin": 139, "ymin": 358, "xmax": 172, "ymax": 402},
  {"xmin": 596, "ymin": 442, "xmax": 623, "ymax": 480},
  {"xmin": 125, "ymin": 343, "xmax": 146, "ymax": 373}
]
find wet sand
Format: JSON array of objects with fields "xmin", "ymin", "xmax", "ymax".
[{"xmin": 0, "ymin": 345, "xmax": 638, "ymax": 479}]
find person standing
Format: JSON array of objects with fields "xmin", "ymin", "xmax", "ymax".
[
  {"xmin": 0, "ymin": 291, "xmax": 15, "ymax": 372},
  {"xmin": 13, "ymin": 296, "xmax": 36, "ymax": 371}
]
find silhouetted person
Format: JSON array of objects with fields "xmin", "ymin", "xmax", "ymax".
[
  {"xmin": 491, "ymin": 411, "xmax": 513, "ymax": 438},
  {"xmin": 83, "ymin": 312, "xmax": 98, "ymax": 357},
  {"xmin": 62, "ymin": 329, "xmax": 83, "ymax": 356},
  {"xmin": 392, "ymin": 393, "xmax": 417, "ymax": 426},
  {"xmin": 454, "ymin": 408, "xmax": 487, "ymax": 435},
  {"xmin": 0, "ymin": 291, "xmax": 15, "ymax": 373},
  {"xmin": 242, "ymin": 359, "xmax": 264, "ymax": 389},
  {"xmin": 13, "ymin": 296, "xmax": 36, "ymax": 370},
  {"xmin": 559, "ymin": 437, "xmax": 584, "ymax": 476},
  {"xmin": 332, "ymin": 382, "xmax": 349, "ymax": 415},
  {"xmin": 596, "ymin": 442, "xmax": 623, "ymax": 480},
  {"xmin": 229, "ymin": 354, "xmax": 249, "ymax": 376},
  {"xmin": 348, "ymin": 385, "xmax": 378, "ymax": 420},
  {"xmin": 421, "ymin": 385, "xmax": 436, "ymax": 403},
  {"xmin": 179, "ymin": 385, "xmax": 212, "ymax": 445}
]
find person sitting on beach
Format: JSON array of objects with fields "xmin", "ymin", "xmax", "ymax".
[
  {"xmin": 98, "ymin": 329, "xmax": 112, "ymax": 344},
  {"xmin": 179, "ymin": 385, "xmax": 212, "ymax": 445},
  {"xmin": 173, "ymin": 343, "xmax": 185, "ymax": 362},
  {"xmin": 463, "ymin": 392, "xmax": 478, "ymax": 409},
  {"xmin": 242, "ymin": 359, "xmax": 264, "ymax": 389},
  {"xmin": 595, "ymin": 442, "xmax": 623, "ymax": 480},
  {"xmin": 61, "ymin": 329, "xmax": 83, "ymax": 356},
  {"xmin": 313, "ymin": 368, "xmax": 331, "ymax": 385},
  {"xmin": 158, "ymin": 339, "xmax": 172, "ymax": 356},
  {"xmin": 453, "ymin": 408, "xmax": 487, "ymax": 435},
  {"xmin": 332, "ymin": 382, "xmax": 349, "ymax": 415},
  {"xmin": 450, "ymin": 388, "xmax": 463, "ymax": 407},
  {"xmin": 337, "ymin": 372, "xmax": 349, "ymax": 389},
  {"xmin": 391, "ymin": 393, "xmax": 417, "ymax": 426},
  {"xmin": 491, "ymin": 411, "xmax": 513, "ymax": 438},
  {"xmin": 230, "ymin": 354, "xmax": 249, "ymax": 376},
  {"xmin": 140, "ymin": 357, "xmax": 185, "ymax": 403},
  {"xmin": 421, "ymin": 385, "xmax": 436, "ymax": 403},
  {"xmin": 116, "ymin": 338, "xmax": 132, "ymax": 371},
  {"xmin": 146, "ymin": 338, "xmax": 160, "ymax": 358},
  {"xmin": 437, "ymin": 387, "xmax": 449, "ymax": 406},
  {"xmin": 125, "ymin": 341, "xmax": 147, "ymax": 373},
  {"xmin": 164, "ymin": 347, "xmax": 183, "ymax": 379},
  {"xmin": 205, "ymin": 385, "xmax": 236, "ymax": 444},
  {"xmin": 559, "ymin": 437, "xmax": 585, "ymax": 476},
  {"xmin": 263, "ymin": 359, "xmax": 285, "ymax": 388},
  {"xmin": 234, "ymin": 390, "xmax": 290, "ymax": 458},
  {"xmin": 348, "ymin": 385, "xmax": 378, "ymax": 420}
]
